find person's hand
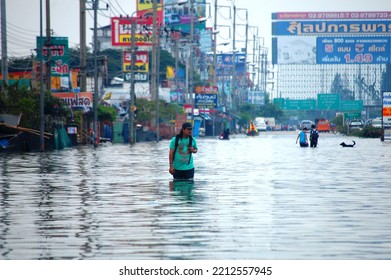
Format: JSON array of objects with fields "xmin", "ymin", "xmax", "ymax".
[{"xmin": 169, "ymin": 166, "xmax": 174, "ymax": 175}]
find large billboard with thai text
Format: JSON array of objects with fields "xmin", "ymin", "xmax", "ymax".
[
  {"xmin": 273, "ymin": 36, "xmax": 391, "ymax": 64},
  {"xmin": 36, "ymin": 37, "xmax": 69, "ymax": 77},
  {"xmin": 111, "ymin": 17, "xmax": 153, "ymax": 47},
  {"xmin": 272, "ymin": 20, "xmax": 391, "ymax": 36},
  {"xmin": 123, "ymin": 51, "xmax": 149, "ymax": 73},
  {"xmin": 136, "ymin": 0, "xmax": 164, "ymax": 24},
  {"xmin": 272, "ymin": 12, "xmax": 391, "ymax": 65}
]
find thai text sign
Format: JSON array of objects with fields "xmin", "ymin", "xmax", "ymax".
[
  {"xmin": 340, "ymin": 100, "xmax": 364, "ymax": 111},
  {"xmin": 317, "ymin": 93, "xmax": 340, "ymax": 110},
  {"xmin": 111, "ymin": 17, "xmax": 152, "ymax": 47},
  {"xmin": 195, "ymin": 93, "xmax": 217, "ymax": 109},
  {"xmin": 272, "ymin": 12, "xmax": 391, "ymax": 20},
  {"xmin": 383, "ymin": 92, "xmax": 391, "ymax": 116},
  {"xmin": 194, "ymin": 85, "xmax": 218, "ymax": 94},
  {"xmin": 272, "ymin": 20, "xmax": 391, "ymax": 36},
  {"xmin": 123, "ymin": 51, "xmax": 149, "ymax": 73},
  {"xmin": 53, "ymin": 92, "xmax": 92, "ymax": 107},
  {"xmin": 285, "ymin": 99, "xmax": 316, "ymax": 110},
  {"xmin": 317, "ymin": 37, "xmax": 390, "ymax": 64},
  {"xmin": 36, "ymin": 37, "xmax": 69, "ymax": 77}
]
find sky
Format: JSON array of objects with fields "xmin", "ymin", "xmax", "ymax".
[{"xmin": 3, "ymin": 0, "xmax": 391, "ymax": 58}]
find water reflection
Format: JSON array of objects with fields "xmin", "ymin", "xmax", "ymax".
[{"xmin": 1, "ymin": 133, "xmax": 391, "ymax": 259}]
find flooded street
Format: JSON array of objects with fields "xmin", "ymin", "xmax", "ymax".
[{"xmin": 1, "ymin": 132, "xmax": 391, "ymax": 260}]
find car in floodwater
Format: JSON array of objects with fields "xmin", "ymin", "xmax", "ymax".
[{"xmin": 300, "ymin": 120, "xmax": 313, "ymax": 130}]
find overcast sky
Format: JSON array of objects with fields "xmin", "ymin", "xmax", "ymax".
[{"xmin": 3, "ymin": 0, "xmax": 390, "ymax": 57}]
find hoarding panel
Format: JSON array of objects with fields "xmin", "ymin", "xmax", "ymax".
[
  {"xmin": 272, "ymin": 20, "xmax": 391, "ymax": 36},
  {"xmin": 317, "ymin": 37, "xmax": 390, "ymax": 64}
]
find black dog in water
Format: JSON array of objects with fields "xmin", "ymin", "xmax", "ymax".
[{"xmin": 340, "ymin": 140, "xmax": 356, "ymax": 147}]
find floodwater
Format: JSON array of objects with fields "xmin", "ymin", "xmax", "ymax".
[{"xmin": 0, "ymin": 132, "xmax": 390, "ymax": 260}]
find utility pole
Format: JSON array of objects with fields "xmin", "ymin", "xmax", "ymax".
[
  {"xmin": 129, "ymin": 16, "xmax": 136, "ymax": 144},
  {"xmin": 92, "ymin": 0, "xmax": 99, "ymax": 147},
  {"xmin": 39, "ymin": 0, "xmax": 45, "ymax": 151},
  {"xmin": 231, "ymin": 5, "xmax": 236, "ymax": 132},
  {"xmin": 212, "ymin": 0, "xmax": 218, "ymax": 89},
  {"xmin": 1, "ymin": 0, "xmax": 8, "ymax": 92},
  {"xmin": 80, "ymin": 0, "xmax": 87, "ymax": 92},
  {"xmin": 88, "ymin": 0, "xmax": 107, "ymax": 146},
  {"xmin": 189, "ymin": 0, "xmax": 194, "ymax": 122},
  {"xmin": 151, "ymin": 0, "xmax": 159, "ymax": 139},
  {"xmin": 45, "ymin": 0, "xmax": 51, "ymax": 91}
]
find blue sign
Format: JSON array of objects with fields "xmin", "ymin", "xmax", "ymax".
[
  {"xmin": 317, "ymin": 37, "xmax": 390, "ymax": 64},
  {"xmin": 216, "ymin": 53, "xmax": 246, "ymax": 74},
  {"xmin": 195, "ymin": 93, "xmax": 217, "ymax": 109},
  {"xmin": 272, "ymin": 20, "xmax": 391, "ymax": 36}
]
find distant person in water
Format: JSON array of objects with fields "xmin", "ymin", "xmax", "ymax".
[
  {"xmin": 169, "ymin": 122, "xmax": 198, "ymax": 180},
  {"xmin": 296, "ymin": 127, "xmax": 309, "ymax": 147}
]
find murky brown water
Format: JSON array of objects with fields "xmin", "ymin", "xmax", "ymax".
[{"xmin": 1, "ymin": 132, "xmax": 391, "ymax": 259}]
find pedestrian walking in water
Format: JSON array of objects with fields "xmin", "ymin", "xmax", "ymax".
[
  {"xmin": 169, "ymin": 122, "xmax": 198, "ymax": 180},
  {"xmin": 296, "ymin": 127, "xmax": 309, "ymax": 147},
  {"xmin": 309, "ymin": 124, "xmax": 319, "ymax": 147}
]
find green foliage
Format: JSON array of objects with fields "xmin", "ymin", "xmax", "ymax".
[
  {"xmin": 134, "ymin": 97, "xmax": 183, "ymax": 124},
  {"xmin": 0, "ymin": 83, "xmax": 70, "ymax": 129},
  {"xmin": 330, "ymin": 73, "xmax": 354, "ymax": 100},
  {"xmin": 97, "ymin": 105, "xmax": 117, "ymax": 122}
]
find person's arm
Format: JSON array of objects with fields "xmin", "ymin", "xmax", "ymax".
[
  {"xmin": 296, "ymin": 133, "xmax": 300, "ymax": 144},
  {"xmin": 169, "ymin": 149, "xmax": 175, "ymax": 174}
]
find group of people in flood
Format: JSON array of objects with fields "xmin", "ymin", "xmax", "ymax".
[
  {"xmin": 296, "ymin": 124, "xmax": 319, "ymax": 147},
  {"xmin": 168, "ymin": 121, "xmax": 320, "ymax": 182}
]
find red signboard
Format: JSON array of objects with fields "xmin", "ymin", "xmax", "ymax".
[
  {"xmin": 111, "ymin": 17, "xmax": 153, "ymax": 47},
  {"xmin": 194, "ymin": 85, "xmax": 218, "ymax": 94}
]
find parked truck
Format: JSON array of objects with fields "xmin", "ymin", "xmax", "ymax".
[{"xmin": 316, "ymin": 119, "xmax": 331, "ymax": 132}]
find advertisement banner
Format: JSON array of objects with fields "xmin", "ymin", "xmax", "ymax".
[
  {"xmin": 272, "ymin": 20, "xmax": 391, "ymax": 36},
  {"xmin": 136, "ymin": 0, "xmax": 164, "ymax": 24},
  {"xmin": 195, "ymin": 93, "xmax": 217, "ymax": 109},
  {"xmin": 317, "ymin": 37, "xmax": 390, "ymax": 64},
  {"xmin": 272, "ymin": 36, "xmax": 391, "ymax": 64},
  {"xmin": 111, "ymin": 17, "xmax": 153, "ymax": 47},
  {"xmin": 36, "ymin": 37, "xmax": 69, "ymax": 77},
  {"xmin": 216, "ymin": 53, "xmax": 246, "ymax": 74},
  {"xmin": 53, "ymin": 92, "xmax": 93, "ymax": 108},
  {"xmin": 272, "ymin": 11, "xmax": 391, "ymax": 20},
  {"xmin": 123, "ymin": 51, "xmax": 149, "ymax": 73}
]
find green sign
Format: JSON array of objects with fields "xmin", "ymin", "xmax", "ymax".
[
  {"xmin": 273, "ymin": 98, "xmax": 285, "ymax": 109},
  {"xmin": 36, "ymin": 36, "xmax": 69, "ymax": 77},
  {"xmin": 340, "ymin": 100, "xmax": 363, "ymax": 111},
  {"xmin": 317, "ymin": 93, "xmax": 340, "ymax": 110},
  {"xmin": 344, "ymin": 112, "xmax": 361, "ymax": 119},
  {"xmin": 285, "ymin": 99, "xmax": 316, "ymax": 110}
]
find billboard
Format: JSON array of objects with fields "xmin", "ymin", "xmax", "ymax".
[
  {"xmin": 136, "ymin": 0, "xmax": 164, "ymax": 24},
  {"xmin": 123, "ymin": 51, "xmax": 149, "ymax": 73},
  {"xmin": 53, "ymin": 92, "xmax": 93, "ymax": 108},
  {"xmin": 163, "ymin": 0, "xmax": 206, "ymax": 33},
  {"xmin": 273, "ymin": 36, "xmax": 391, "ymax": 64},
  {"xmin": 317, "ymin": 37, "xmax": 390, "ymax": 64},
  {"xmin": 272, "ymin": 11, "xmax": 391, "ymax": 20},
  {"xmin": 36, "ymin": 37, "xmax": 69, "ymax": 77},
  {"xmin": 111, "ymin": 17, "xmax": 153, "ymax": 47},
  {"xmin": 272, "ymin": 20, "xmax": 391, "ymax": 36}
]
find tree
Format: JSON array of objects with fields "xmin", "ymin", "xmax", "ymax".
[{"xmin": 330, "ymin": 73, "xmax": 354, "ymax": 100}]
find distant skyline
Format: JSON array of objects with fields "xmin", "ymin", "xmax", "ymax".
[{"xmin": 3, "ymin": 0, "xmax": 390, "ymax": 57}]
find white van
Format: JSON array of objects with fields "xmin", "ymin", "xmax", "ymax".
[{"xmin": 254, "ymin": 117, "xmax": 267, "ymax": 131}]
